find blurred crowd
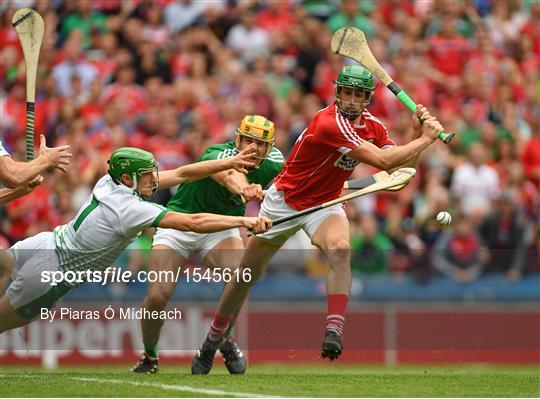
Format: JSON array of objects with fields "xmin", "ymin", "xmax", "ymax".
[{"xmin": 0, "ymin": 0, "xmax": 538, "ymax": 284}]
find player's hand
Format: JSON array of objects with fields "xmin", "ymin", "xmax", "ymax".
[
  {"xmin": 16, "ymin": 175, "xmax": 43, "ymax": 196},
  {"xmin": 412, "ymin": 104, "xmax": 431, "ymax": 138},
  {"xmin": 241, "ymin": 184, "xmax": 265, "ymax": 202},
  {"xmin": 39, "ymin": 135, "xmax": 72, "ymax": 173},
  {"xmin": 231, "ymin": 144, "xmax": 257, "ymax": 174},
  {"xmin": 25, "ymin": 175, "xmax": 43, "ymax": 193},
  {"xmin": 243, "ymin": 216, "xmax": 272, "ymax": 234},
  {"xmin": 421, "ymin": 117, "xmax": 443, "ymax": 142},
  {"xmin": 27, "ymin": 175, "xmax": 43, "ymax": 189}
]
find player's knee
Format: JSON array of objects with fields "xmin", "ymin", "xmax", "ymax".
[
  {"xmin": 326, "ymin": 238, "xmax": 350, "ymax": 252},
  {"xmin": 144, "ymin": 290, "xmax": 172, "ymax": 310},
  {"xmin": 324, "ymin": 238, "xmax": 351, "ymax": 267}
]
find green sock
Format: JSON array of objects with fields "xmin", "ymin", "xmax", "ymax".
[
  {"xmin": 145, "ymin": 345, "xmax": 158, "ymax": 358},
  {"xmin": 224, "ymin": 324, "xmax": 234, "ymax": 338}
]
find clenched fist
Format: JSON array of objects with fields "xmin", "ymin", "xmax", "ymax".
[
  {"xmin": 421, "ymin": 117, "xmax": 444, "ymax": 142},
  {"xmin": 242, "ymin": 216, "xmax": 272, "ymax": 235},
  {"xmin": 241, "ymin": 184, "xmax": 265, "ymax": 202}
]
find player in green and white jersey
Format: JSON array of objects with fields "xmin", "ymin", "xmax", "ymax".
[
  {"xmin": 0, "ymin": 136, "xmax": 72, "ymax": 295},
  {"xmin": 0, "ymin": 146, "xmax": 272, "ymax": 333},
  {"xmin": 133, "ymin": 115, "xmax": 284, "ymax": 375}
]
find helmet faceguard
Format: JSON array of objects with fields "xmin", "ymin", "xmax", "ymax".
[
  {"xmin": 107, "ymin": 147, "xmax": 159, "ymax": 198},
  {"xmin": 335, "ymin": 65, "xmax": 375, "ymax": 120},
  {"xmin": 235, "ymin": 115, "xmax": 275, "ymax": 164}
]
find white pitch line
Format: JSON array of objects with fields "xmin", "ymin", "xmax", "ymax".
[{"xmin": 70, "ymin": 377, "xmax": 281, "ymax": 398}]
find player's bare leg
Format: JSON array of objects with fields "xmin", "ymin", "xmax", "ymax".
[
  {"xmin": 0, "ymin": 295, "xmax": 30, "ymax": 333},
  {"xmin": 132, "ymin": 245, "xmax": 186, "ymax": 374},
  {"xmin": 310, "ymin": 214, "xmax": 351, "ymax": 361},
  {"xmin": 203, "ymin": 237, "xmax": 246, "ymax": 374},
  {"xmin": 192, "ymin": 237, "xmax": 282, "ymax": 374},
  {"xmin": 0, "ymin": 250, "xmax": 14, "ymax": 296}
]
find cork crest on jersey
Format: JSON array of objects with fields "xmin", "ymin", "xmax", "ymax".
[{"xmin": 334, "ymin": 154, "xmax": 360, "ymax": 170}]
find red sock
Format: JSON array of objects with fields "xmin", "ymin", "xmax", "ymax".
[
  {"xmin": 209, "ymin": 313, "xmax": 232, "ymax": 341},
  {"xmin": 326, "ymin": 294, "xmax": 348, "ymax": 335}
]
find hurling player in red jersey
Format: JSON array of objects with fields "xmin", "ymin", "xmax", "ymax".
[{"xmin": 192, "ymin": 65, "xmax": 444, "ymax": 373}]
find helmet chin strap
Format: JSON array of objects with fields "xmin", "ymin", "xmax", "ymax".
[{"xmin": 129, "ymin": 172, "xmax": 139, "ymax": 193}]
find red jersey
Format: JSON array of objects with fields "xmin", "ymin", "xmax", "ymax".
[{"xmin": 274, "ymin": 103, "xmax": 394, "ymax": 210}]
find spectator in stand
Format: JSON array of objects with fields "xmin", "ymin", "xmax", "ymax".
[
  {"xmin": 164, "ymin": 0, "xmax": 214, "ymax": 34},
  {"xmin": 101, "ymin": 64, "xmax": 148, "ymax": 118},
  {"xmin": 92, "ymin": 33, "xmax": 120, "ymax": 83},
  {"xmin": 351, "ymin": 214, "xmax": 393, "ymax": 275},
  {"xmin": 479, "ymin": 191, "xmax": 526, "ymax": 281},
  {"xmin": 326, "ymin": 0, "xmax": 374, "ymax": 37},
  {"xmin": 455, "ymin": 102, "xmax": 482, "ymax": 153},
  {"xmin": 88, "ymin": 99, "xmax": 131, "ymax": 157},
  {"xmin": 484, "ymin": 0, "xmax": 528, "ymax": 51},
  {"xmin": 451, "ymin": 143, "xmax": 500, "ymax": 221},
  {"xmin": 256, "ymin": 2, "xmax": 296, "ymax": 33},
  {"xmin": 147, "ymin": 105, "xmax": 190, "ymax": 172},
  {"xmin": 427, "ymin": 14, "xmax": 471, "ymax": 92},
  {"xmin": 52, "ymin": 34, "xmax": 98, "ymax": 98},
  {"xmin": 61, "ymin": 0, "xmax": 108, "ymax": 49},
  {"xmin": 225, "ymin": 8, "xmax": 270, "ymax": 63},
  {"xmin": 521, "ymin": 129, "xmax": 540, "ymax": 191},
  {"xmin": 142, "ymin": 6, "xmax": 170, "ymax": 48},
  {"xmin": 433, "ymin": 217, "xmax": 489, "ymax": 284}
]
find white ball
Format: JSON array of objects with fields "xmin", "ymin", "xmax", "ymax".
[{"xmin": 436, "ymin": 211, "xmax": 452, "ymax": 226}]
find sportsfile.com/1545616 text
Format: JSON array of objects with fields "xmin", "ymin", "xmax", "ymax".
[{"xmin": 40, "ymin": 266, "xmax": 252, "ymax": 286}]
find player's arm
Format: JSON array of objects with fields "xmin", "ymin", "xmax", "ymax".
[
  {"xmin": 157, "ymin": 211, "xmax": 272, "ymax": 234},
  {"xmin": 347, "ymin": 117, "xmax": 442, "ymax": 170},
  {"xmin": 386, "ymin": 105, "xmax": 433, "ymax": 172},
  {"xmin": 212, "ymin": 169, "xmax": 248, "ymax": 195},
  {"xmin": 158, "ymin": 144, "xmax": 257, "ymax": 190},
  {"xmin": 0, "ymin": 135, "xmax": 71, "ymax": 188},
  {"xmin": 0, "ymin": 176, "xmax": 43, "ymax": 205},
  {"xmin": 211, "ymin": 169, "xmax": 264, "ymax": 202},
  {"xmin": 211, "ymin": 150, "xmax": 284, "ymax": 202}
]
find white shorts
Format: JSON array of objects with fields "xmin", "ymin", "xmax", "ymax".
[
  {"xmin": 152, "ymin": 227, "xmax": 242, "ymax": 259},
  {"xmin": 256, "ymin": 185, "xmax": 347, "ymax": 246},
  {"xmin": 6, "ymin": 232, "xmax": 70, "ymax": 320}
]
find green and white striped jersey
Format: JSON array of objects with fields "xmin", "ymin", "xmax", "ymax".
[{"xmin": 53, "ymin": 175, "xmax": 167, "ymax": 284}]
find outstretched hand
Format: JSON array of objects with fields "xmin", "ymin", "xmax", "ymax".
[
  {"xmin": 231, "ymin": 144, "xmax": 257, "ymax": 174},
  {"xmin": 38, "ymin": 134, "xmax": 72, "ymax": 173}
]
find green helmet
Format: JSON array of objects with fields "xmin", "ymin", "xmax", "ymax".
[
  {"xmin": 107, "ymin": 147, "xmax": 159, "ymax": 196},
  {"xmin": 335, "ymin": 64, "xmax": 375, "ymax": 119}
]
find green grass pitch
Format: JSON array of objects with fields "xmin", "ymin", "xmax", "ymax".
[{"xmin": 1, "ymin": 364, "xmax": 539, "ymax": 397}]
